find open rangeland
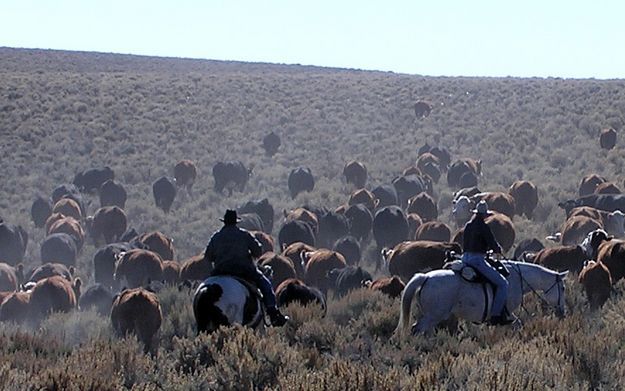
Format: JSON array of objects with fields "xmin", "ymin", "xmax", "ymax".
[{"xmin": 0, "ymin": 48, "xmax": 624, "ymax": 389}]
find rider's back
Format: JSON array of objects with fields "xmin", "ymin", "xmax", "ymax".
[{"xmin": 206, "ymin": 226, "xmax": 261, "ymax": 277}]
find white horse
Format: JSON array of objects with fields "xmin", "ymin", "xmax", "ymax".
[
  {"xmin": 193, "ymin": 275, "xmax": 265, "ymax": 333},
  {"xmin": 396, "ymin": 261, "xmax": 568, "ymax": 336}
]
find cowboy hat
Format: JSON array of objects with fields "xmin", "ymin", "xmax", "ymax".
[
  {"xmin": 471, "ymin": 200, "xmax": 494, "ymax": 215},
  {"xmin": 219, "ymin": 209, "xmax": 242, "ymax": 224}
]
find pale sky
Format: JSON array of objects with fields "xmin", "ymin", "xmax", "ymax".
[{"xmin": 3, "ymin": 0, "xmax": 625, "ymax": 78}]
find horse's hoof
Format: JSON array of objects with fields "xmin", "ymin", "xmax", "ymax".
[{"xmin": 410, "ymin": 323, "xmax": 418, "ymax": 335}]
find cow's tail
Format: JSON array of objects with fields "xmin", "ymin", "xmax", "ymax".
[{"xmin": 395, "ymin": 274, "xmax": 428, "ymax": 337}]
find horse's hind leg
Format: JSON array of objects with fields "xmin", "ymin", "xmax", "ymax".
[{"xmin": 411, "ymin": 316, "xmax": 440, "ymax": 335}]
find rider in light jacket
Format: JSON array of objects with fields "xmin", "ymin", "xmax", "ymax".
[
  {"xmin": 204, "ymin": 209, "xmax": 289, "ymax": 327},
  {"xmin": 462, "ymin": 201, "xmax": 514, "ymax": 325}
]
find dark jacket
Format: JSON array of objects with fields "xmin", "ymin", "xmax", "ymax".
[
  {"xmin": 204, "ymin": 225, "xmax": 263, "ymax": 278},
  {"xmin": 463, "ymin": 215, "xmax": 503, "ymax": 254}
]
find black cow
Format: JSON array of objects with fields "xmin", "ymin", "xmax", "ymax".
[
  {"xmin": 262, "ymin": 131, "xmax": 281, "ymax": 156},
  {"xmin": 31, "ymin": 196, "xmax": 52, "ymax": 228},
  {"xmin": 73, "ymin": 166, "xmax": 115, "ymax": 193},
  {"xmin": 392, "ymin": 175, "xmax": 431, "ymax": 208},
  {"xmin": 344, "ymin": 204, "xmax": 373, "ymax": 241},
  {"xmin": 278, "ymin": 220, "xmax": 316, "ymax": 250},
  {"xmin": 79, "ymin": 284, "xmax": 114, "ymax": 315},
  {"xmin": 239, "ymin": 198, "xmax": 274, "ymax": 233},
  {"xmin": 93, "ymin": 241, "xmax": 145, "ymax": 290},
  {"xmin": 51, "ymin": 184, "xmax": 86, "ymax": 217},
  {"xmin": 373, "ymin": 206, "xmax": 408, "ymax": 268},
  {"xmin": 372, "ymin": 184, "xmax": 399, "ymax": 208},
  {"xmin": 152, "ymin": 176, "xmax": 177, "ymax": 213},
  {"xmin": 238, "ymin": 213, "xmax": 264, "ymax": 232},
  {"xmin": 288, "ymin": 167, "xmax": 315, "ymax": 199},
  {"xmin": 327, "ymin": 266, "xmax": 373, "ymax": 298},
  {"xmin": 513, "ymin": 238, "xmax": 545, "ymax": 260},
  {"xmin": 99, "ymin": 179, "xmax": 127, "ymax": 209},
  {"xmin": 0, "ymin": 222, "xmax": 28, "ymax": 265},
  {"xmin": 212, "ymin": 161, "xmax": 252, "ymax": 195},
  {"xmin": 559, "ymin": 194, "xmax": 625, "ymax": 215},
  {"xmin": 333, "ymin": 236, "xmax": 361, "ymax": 266},
  {"xmin": 317, "ymin": 212, "xmax": 350, "ymax": 249},
  {"xmin": 41, "ymin": 233, "xmax": 77, "ymax": 267}
]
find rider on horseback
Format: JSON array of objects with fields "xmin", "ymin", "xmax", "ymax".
[
  {"xmin": 462, "ymin": 201, "xmax": 514, "ymax": 326},
  {"xmin": 204, "ymin": 209, "xmax": 289, "ymax": 327}
]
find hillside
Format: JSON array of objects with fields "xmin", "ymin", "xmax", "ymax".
[{"xmin": 1, "ymin": 48, "xmax": 625, "ymax": 389}]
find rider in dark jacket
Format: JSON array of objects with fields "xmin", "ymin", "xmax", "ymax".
[
  {"xmin": 204, "ymin": 209, "xmax": 289, "ymax": 327},
  {"xmin": 462, "ymin": 201, "xmax": 514, "ymax": 325}
]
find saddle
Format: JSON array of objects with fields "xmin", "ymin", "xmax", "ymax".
[
  {"xmin": 443, "ymin": 252, "xmax": 510, "ymax": 283},
  {"xmin": 210, "ymin": 272, "xmax": 264, "ymax": 300}
]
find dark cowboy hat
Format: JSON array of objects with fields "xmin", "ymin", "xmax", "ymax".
[
  {"xmin": 219, "ymin": 209, "xmax": 242, "ymax": 224},
  {"xmin": 471, "ymin": 200, "xmax": 494, "ymax": 215}
]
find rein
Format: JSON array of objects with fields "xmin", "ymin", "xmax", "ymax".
[{"xmin": 513, "ymin": 262, "xmax": 562, "ymax": 316}]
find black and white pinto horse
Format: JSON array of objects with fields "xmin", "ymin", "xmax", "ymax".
[
  {"xmin": 396, "ymin": 260, "xmax": 568, "ymax": 336},
  {"xmin": 193, "ymin": 275, "xmax": 264, "ymax": 333}
]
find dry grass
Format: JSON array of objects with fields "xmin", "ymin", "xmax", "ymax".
[{"xmin": 1, "ymin": 47, "xmax": 625, "ymax": 388}]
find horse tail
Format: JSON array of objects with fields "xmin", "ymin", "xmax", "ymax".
[{"xmin": 396, "ymin": 273, "xmax": 428, "ymax": 336}]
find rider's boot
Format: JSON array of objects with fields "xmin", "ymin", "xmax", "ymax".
[{"xmin": 267, "ymin": 307, "xmax": 289, "ymax": 327}]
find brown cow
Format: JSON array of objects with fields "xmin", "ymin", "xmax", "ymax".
[
  {"xmin": 508, "ymin": 180, "xmax": 538, "ymax": 219},
  {"xmin": 48, "ymin": 216, "xmax": 85, "ymax": 250},
  {"xmin": 579, "ymin": 174, "xmax": 607, "ymax": 197},
  {"xmin": 363, "ymin": 276, "xmax": 405, "ymax": 298},
  {"xmin": 250, "ymin": 230, "xmax": 275, "ymax": 255},
  {"xmin": 416, "ymin": 152, "xmax": 440, "ymax": 171},
  {"xmin": 595, "ymin": 239, "xmax": 625, "ymax": 282},
  {"xmin": 281, "ymin": 242, "xmax": 316, "ymax": 278},
  {"xmin": 579, "ymin": 260, "xmax": 612, "ymax": 309},
  {"xmin": 471, "ymin": 192, "xmax": 516, "ymax": 219},
  {"xmin": 599, "ymin": 128, "xmax": 617, "ymax": 150},
  {"xmin": 52, "ymin": 198, "xmax": 82, "ymax": 221},
  {"xmin": 0, "ymin": 291, "xmax": 31, "ymax": 323},
  {"xmin": 29, "ymin": 276, "xmax": 80, "ymax": 321},
  {"xmin": 0, "ymin": 263, "xmax": 23, "ymax": 292},
  {"xmin": 414, "ymin": 221, "xmax": 451, "ymax": 242},
  {"xmin": 303, "ymin": 250, "xmax": 347, "ymax": 294},
  {"xmin": 343, "ymin": 161, "xmax": 367, "ymax": 189},
  {"xmin": 406, "ymin": 213, "xmax": 424, "ymax": 240},
  {"xmin": 284, "ymin": 208, "xmax": 319, "ymax": 234},
  {"xmin": 162, "ymin": 260, "xmax": 181, "ymax": 284},
  {"xmin": 552, "ymin": 215, "xmax": 602, "ymax": 246},
  {"xmin": 86, "ymin": 206, "xmax": 127, "ymax": 245},
  {"xmin": 348, "ymin": 189, "xmax": 378, "ymax": 211},
  {"xmin": 275, "ymin": 278, "xmax": 326, "ymax": 312},
  {"xmin": 111, "ymin": 287, "xmax": 162, "ymax": 354},
  {"xmin": 137, "ymin": 231, "xmax": 175, "ymax": 261},
  {"xmin": 258, "ymin": 252, "xmax": 297, "ymax": 289},
  {"xmin": 115, "ymin": 249, "xmax": 164, "ymax": 288},
  {"xmin": 407, "ymin": 192, "xmax": 438, "ymax": 222},
  {"xmin": 45, "ymin": 213, "xmax": 66, "ymax": 233},
  {"xmin": 531, "ymin": 245, "xmax": 587, "ymax": 273},
  {"xmin": 29, "ymin": 263, "xmax": 74, "ymax": 282},
  {"xmin": 595, "ymin": 182, "xmax": 621, "ymax": 195},
  {"xmin": 385, "ymin": 241, "xmax": 461, "ymax": 283},
  {"xmin": 179, "ymin": 253, "xmax": 212, "ymax": 282},
  {"xmin": 447, "ymin": 159, "xmax": 482, "ymax": 189},
  {"xmin": 174, "ymin": 159, "xmax": 198, "ymax": 193}
]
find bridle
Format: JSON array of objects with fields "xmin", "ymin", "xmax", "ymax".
[{"xmin": 513, "ymin": 263, "xmax": 564, "ymax": 316}]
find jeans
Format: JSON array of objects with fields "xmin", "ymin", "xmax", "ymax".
[
  {"xmin": 462, "ymin": 252, "xmax": 509, "ymax": 317},
  {"xmin": 250, "ymin": 270, "xmax": 277, "ymax": 309}
]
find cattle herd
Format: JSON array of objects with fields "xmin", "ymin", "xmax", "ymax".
[{"xmin": 0, "ymin": 125, "xmax": 622, "ymax": 353}]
